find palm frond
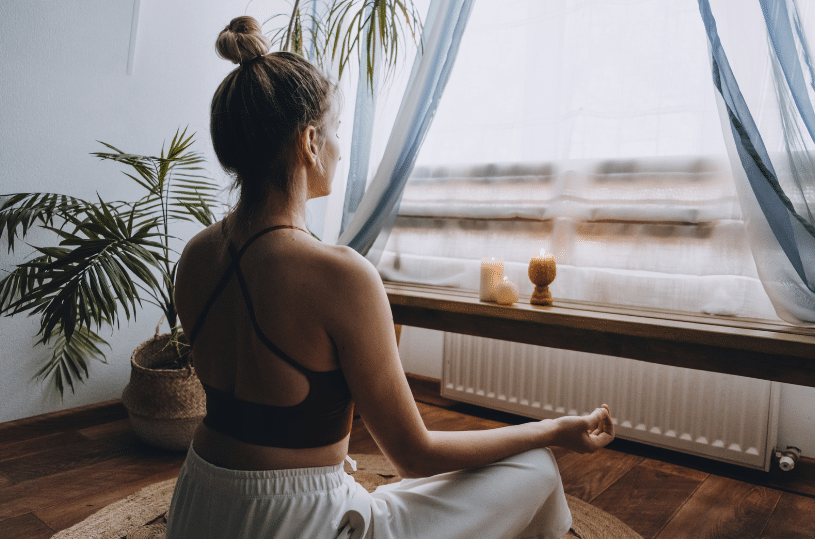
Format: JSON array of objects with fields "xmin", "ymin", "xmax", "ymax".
[
  {"xmin": 0, "ymin": 193, "xmax": 92, "ymax": 253},
  {"xmin": 92, "ymin": 145, "xmax": 160, "ymax": 197},
  {"xmin": 264, "ymin": 0, "xmax": 422, "ymax": 89},
  {"xmin": 0, "ymin": 251, "xmax": 63, "ymax": 313},
  {"xmin": 8, "ymin": 201, "xmax": 164, "ymax": 344},
  {"xmin": 324, "ymin": 0, "xmax": 422, "ymax": 88},
  {"xmin": 32, "ymin": 325, "xmax": 110, "ymax": 397},
  {"xmin": 292, "ymin": 5, "xmax": 305, "ymax": 55},
  {"xmin": 168, "ymin": 176, "xmax": 219, "ymax": 227}
]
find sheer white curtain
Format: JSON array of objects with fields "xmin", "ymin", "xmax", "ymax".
[
  {"xmin": 376, "ymin": 0, "xmax": 779, "ymax": 319},
  {"xmin": 702, "ymin": 0, "xmax": 815, "ymax": 324},
  {"xmin": 337, "ymin": 0, "xmax": 476, "ymax": 259}
]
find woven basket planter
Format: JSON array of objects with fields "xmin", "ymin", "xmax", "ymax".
[{"xmin": 122, "ymin": 333, "xmax": 205, "ymax": 451}]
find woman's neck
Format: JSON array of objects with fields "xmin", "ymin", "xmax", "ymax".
[{"xmin": 235, "ymin": 184, "xmax": 309, "ymax": 232}]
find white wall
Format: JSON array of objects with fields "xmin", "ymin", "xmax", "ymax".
[{"xmin": 0, "ymin": 0, "xmax": 355, "ymax": 422}]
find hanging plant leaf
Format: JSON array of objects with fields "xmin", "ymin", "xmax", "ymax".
[{"xmin": 266, "ymin": 0, "xmax": 422, "ymax": 91}]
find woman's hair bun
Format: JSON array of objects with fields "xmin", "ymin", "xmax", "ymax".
[{"xmin": 216, "ymin": 16, "xmax": 271, "ymax": 64}]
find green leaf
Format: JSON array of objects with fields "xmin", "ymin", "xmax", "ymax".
[
  {"xmin": 0, "ymin": 193, "xmax": 92, "ymax": 253},
  {"xmin": 33, "ymin": 325, "xmax": 110, "ymax": 398}
]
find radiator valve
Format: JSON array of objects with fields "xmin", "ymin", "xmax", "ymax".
[{"xmin": 775, "ymin": 446, "xmax": 801, "ymax": 472}]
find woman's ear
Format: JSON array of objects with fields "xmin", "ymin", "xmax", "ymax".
[{"xmin": 303, "ymin": 125, "xmax": 319, "ymax": 167}]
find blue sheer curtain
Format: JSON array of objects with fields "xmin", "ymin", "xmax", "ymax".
[
  {"xmin": 699, "ymin": 0, "xmax": 815, "ymax": 323},
  {"xmin": 337, "ymin": 0, "xmax": 476, "ymax": 262},
  {"xmin": 339, "ymin": 3, "xmax": 379, "ymax": 237}
]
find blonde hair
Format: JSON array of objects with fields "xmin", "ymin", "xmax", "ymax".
[
  {"xmin": 215, "ymin": 16, "xmax": 270, "ymax": 64},
  {"xmin": 211, "ymin": 16, "xmax": 339, "ymax": 221}
]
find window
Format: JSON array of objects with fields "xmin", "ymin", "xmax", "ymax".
[{"xmin": 376, "ymin": 0, "xmax": 778, "ymax": 319}]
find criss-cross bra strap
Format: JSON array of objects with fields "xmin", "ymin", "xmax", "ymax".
[
  {"xmin": 187, "ymin": 223, "xmax": 308, "ymax": 349},
  {"xmin": 226, "ymin": 240, "xmax": 312, "ymax": 377}
]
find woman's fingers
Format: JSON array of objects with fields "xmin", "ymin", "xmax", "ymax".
[
  {"xmin": 587, "ymin": 407, "xmax": 608, "ymax": 431},
  {"xmin": 552, "ymin": 406, "xmax": 615, "ymax": 453},
  {"xmin": 586, "ymin": 406, "xmax": 615, "ymax": 449},
  {"xmin": 600, "ymin": 405, "xmax": 615, "ymax": 437}
]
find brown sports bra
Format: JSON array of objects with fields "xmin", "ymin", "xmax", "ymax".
[{"xmin": 187, "ymin": 223, "xmax": 354, "ymax": 448}]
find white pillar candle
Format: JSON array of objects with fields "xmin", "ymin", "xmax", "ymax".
[
  {"xmin": 479, "ymin": 257, "xmax": 504, "ymax": 301},
  {"xmin": 495, "ymin": 276, "xmax": 520, "ymax": 305}
]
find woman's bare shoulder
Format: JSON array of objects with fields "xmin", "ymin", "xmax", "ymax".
[
  {"xmin": 311, "ymin": 242, "xmax": 383, "ymax": 292},
  {"xmin": 176, "ymin": 222, "xmax": 227, "ymax": 277},
  {"xmin": 184, "ymin": 222, "xmax": 223, "ymax": 251}
]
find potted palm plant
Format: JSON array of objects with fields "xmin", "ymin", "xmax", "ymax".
[{"xmin": 0, "ymin": 129, "xmax": 219, "ymax": 450}]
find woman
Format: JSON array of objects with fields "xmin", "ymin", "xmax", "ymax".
[{"xmin": 166, "ymin": 16, "xmax": 614, "ymax": 539}]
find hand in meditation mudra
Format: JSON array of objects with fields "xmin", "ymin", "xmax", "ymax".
[{"xmin": 529, "ymin": 251, "xmax": 556, "ymax": 306}]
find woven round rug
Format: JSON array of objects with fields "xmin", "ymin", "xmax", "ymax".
[{"xmin": 50, "ymin": 454, "xmax": 641, "ymax": 539}]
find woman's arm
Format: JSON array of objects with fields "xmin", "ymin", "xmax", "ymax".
[{"xmin": 324, "ymin": 247, "xmax": 614, "ymax": 479}]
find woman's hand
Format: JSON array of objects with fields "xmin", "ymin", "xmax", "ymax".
[{"xmin": 550, "ymin": 404, "xmax": 615, "ymax": 454}]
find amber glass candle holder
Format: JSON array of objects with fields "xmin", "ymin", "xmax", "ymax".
[{"xmin": 528, "ymin": 252, "xmax": 556, "ymax": 306}]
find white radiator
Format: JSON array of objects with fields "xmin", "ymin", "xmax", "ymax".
[{"xmin": 441, "ymin": 333, "xmax": 780, "ymax": 470}]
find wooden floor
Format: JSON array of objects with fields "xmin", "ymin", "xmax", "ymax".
[{"xmin": 2, "ymin": 379, "xmax": 814, "ymax": 539}]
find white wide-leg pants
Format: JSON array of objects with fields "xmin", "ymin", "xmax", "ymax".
[{"xmin": 166, "ymin": 445, "xmax": 571, "ymax": 539}]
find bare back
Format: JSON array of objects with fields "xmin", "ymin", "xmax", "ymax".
[{"xmin": 174, "ymin": 219, "xmax": 353, "ymax": 470}]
